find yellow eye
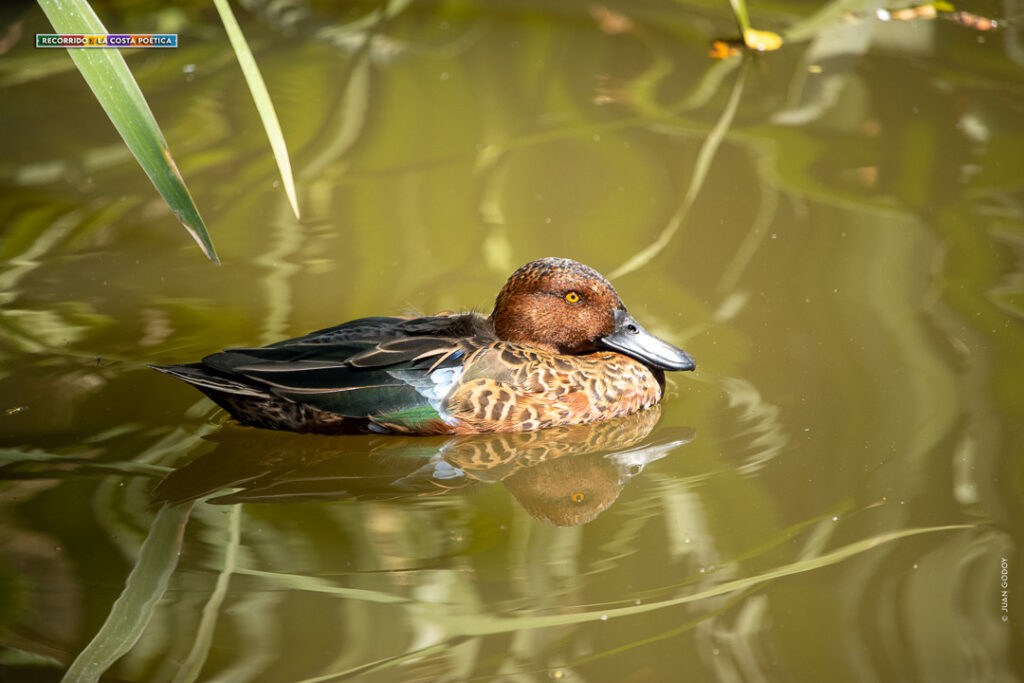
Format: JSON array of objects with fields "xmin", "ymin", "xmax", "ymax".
[
  {"xmin": 571, "ymin": 492, "xmax": 585, "ymax": 503},
  {"xmin": 564, "ymin": 291, "xmax": 581, "ymax": 304}
]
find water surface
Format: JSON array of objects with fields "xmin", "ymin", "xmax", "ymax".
[{"xmin": 1, "ymin": 1, "xmax": 1021, "ymax": 681}]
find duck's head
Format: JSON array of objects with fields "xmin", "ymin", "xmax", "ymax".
[{"xmin": 489, "ymin": 257, "xmax": 696, "ymax": 371}]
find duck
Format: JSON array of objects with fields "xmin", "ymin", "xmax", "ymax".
[{"xmin": 153, "ymin": 257, "xmax": 695, "ymax": 435}]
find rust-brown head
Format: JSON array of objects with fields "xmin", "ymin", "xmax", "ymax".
[{"xmin": 489, "ymin": 257, "xmax": 695, "ymax": 371}]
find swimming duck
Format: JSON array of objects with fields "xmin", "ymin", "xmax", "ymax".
[{"xmin": 153, "ymin": 257, "xmax": 695, "ymax": 435}]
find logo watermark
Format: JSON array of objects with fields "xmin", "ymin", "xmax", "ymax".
[
  {"xmin": 1000, "ymin": 557, "xmax": 1009, "ymax": 622},
  {"xmin": 36, "ymin": 34, "xmax": 178, "ymax": 49}
]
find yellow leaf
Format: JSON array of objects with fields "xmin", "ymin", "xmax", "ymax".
[
  {"xmin": 709, "ymin": 40, "xmax": 742, "ymax": 59},
  {"xmin": 743, "ymin": 28, "xmax": 783, "ymax": 51}
]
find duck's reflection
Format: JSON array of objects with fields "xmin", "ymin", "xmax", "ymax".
[{"xmin": 153, "ymin": 407, "xmax": 694, "ymax": 526}]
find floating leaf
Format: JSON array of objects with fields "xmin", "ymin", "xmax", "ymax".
[
  {"xmin": 950, "ymin": 10, "xmax": 1000, "ymax": 30},
  {"xmin": 743, "ymin": 28, "xmax": 784, "ymax": 51},
  {"xmin": 709, "ymin": 40, "xmax": 743, "ymax": 59},
  {"xmin": 889, "ymin": 4, "xmax": 938, "ymax": 20},
  {"xmin": 590, "ymin": 6, "xmax": 635, "ymax": 35}
]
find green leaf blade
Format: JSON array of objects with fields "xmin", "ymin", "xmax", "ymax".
[
  {"xmin": 213, "ymin": 0, "xmax": 300, "ymax": 219},
  {"xmin": 37, "ymin": 0, "xmax": 219, "ymax": 263}
]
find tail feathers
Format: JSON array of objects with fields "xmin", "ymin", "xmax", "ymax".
[{"xmin": 150, "ymin": 363, "xmax": 270, "ymax": 399}]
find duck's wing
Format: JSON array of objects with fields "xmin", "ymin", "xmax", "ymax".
[
  {"xmin": 262, "ymin": 313, "xmax": 493, "ymax": 349},
  {"xmin": 205, "ymin": 338, "xmax": 472, "ymax": 432},
  {"xmin": 155, "ymin": 314, "xmax": 494, "ymax": 433}
]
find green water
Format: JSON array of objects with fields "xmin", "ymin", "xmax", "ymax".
[{"xmin": 1, "ymin": 1, "xmax": 1022, "ymax": 681}]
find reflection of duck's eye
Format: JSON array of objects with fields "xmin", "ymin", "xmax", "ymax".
[
  {"xmin": 564, "ymin": 291, "xmax": 581, "ymax": 304},
  {"xmin": 571, "ymin": 492, "xmax": 585, "ymax": 503}
]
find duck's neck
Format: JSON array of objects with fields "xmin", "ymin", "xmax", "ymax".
[{"xmin": 486, "ymin": 313, "xmax": 562, "ymax": 354}]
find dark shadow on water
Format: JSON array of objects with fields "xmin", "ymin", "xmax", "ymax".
[{"xmin": 152, "ymin": 406, "xmax": 694, "ymax": 526}]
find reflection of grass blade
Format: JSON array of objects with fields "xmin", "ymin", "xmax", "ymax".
[
  {"xmin": 718, "ymin": 184, "xmax": 779, "ymax": 292},
  {"xmin": 233, "ymin": 567, "xmax": 412, "ymax": 604},
  {"xmin": 611, "ymin": 59, "xmax": 749, "ymax": 280},
  {"xmin": 36, "ymin": 0, "xmax": 218, "ymax": 263},
  {"xmin": 61, "ymin": 503, "xmax": 192, "ymax": 683},
  {"xmin": 213, "ymin": 0, "xmax": 300, "ymax": 219},
  {"xmin": 430, "ymin": 524, "xmax": 971, "ymax": 635},
  {"xmin": 328, "ymin": 639, "xmax": 473, "ymax": 680},
  {"xmin": 783, "ymin": 0, "xmax": 879, "ymax": 42},
  {"xmin": 226, "ymin": 525, "xmax": 970, "ymax": 639},
  {"xmin": 171, "ymin": 504, "xmax": 241, "ymax": 683},
  {"xmin": 0, "ymin": 448, "xmax": 172, "ymax": 476}
]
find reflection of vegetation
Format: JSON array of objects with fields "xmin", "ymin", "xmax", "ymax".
[
  {"xmin": 422, "ymin": 524, "xmax": 972, "ymax": 635},
  {"xmin": 169, "ymin": 504, "xmax": 238, "ymax": 683},
  {"xmin": 610, "ymin": 58, "xmax": 749, "ymax": 279},
  {"xmin": 61, "ymin": 503, "xmax": 191, "ymax": 683},
  {"xmin": 1, "ymin": 0, "xmax": 1021, "ymax": 679},
  {"xmin": 63, "ymin": 489, "xmax": 968, "ymax": 681}
]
